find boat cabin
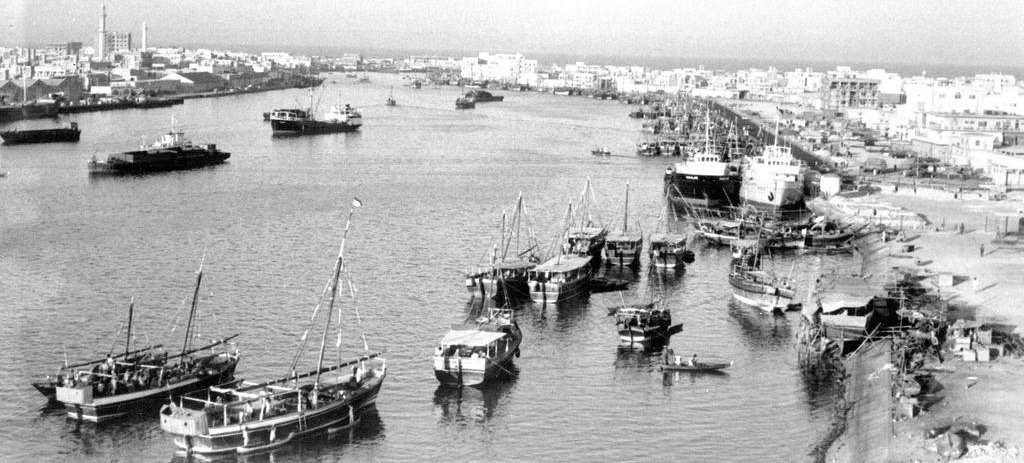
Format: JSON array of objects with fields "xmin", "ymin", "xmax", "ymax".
[{"xmin": 528, "ymin": 255, "xmax": 592, "ymax": 284}]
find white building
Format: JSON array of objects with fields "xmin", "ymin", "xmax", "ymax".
[{"xmin": 460, "ymin": 52, "xmax": 538, "ymax": 86}]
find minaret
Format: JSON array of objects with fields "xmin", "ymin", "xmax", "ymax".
[
  {"xmin": 141, "ymin": 22, "xmax": 148, "ymax": 51},
  {"xmin": 96, "ymin": 3, "xmax": 107, "ymax": 59}
]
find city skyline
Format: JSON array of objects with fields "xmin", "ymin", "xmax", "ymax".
[{"xmin": 3, "ymin": 0, "xmax": 1023, "ymax": 73}]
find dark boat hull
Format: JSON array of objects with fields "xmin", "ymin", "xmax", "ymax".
[
  {"xmin": 1, "ymin": 127, "xmax": 80, "ymax": 144},
  {"xmin": 88, "ymin": 149, "xmax": 230, "ymax": 174},
  {"xmin": 58, "ymin": 354, "xmax": 239, "ymax": 422},
  {"xmin": 270, "ymin": 119, "xmax": 360, "ymax": 134},
  {"xmin": 665, "ymin": 173, "xmax": 740, "ymax": 209},
  {"xmin": 0, "ymin": 103, "xmax": 59, "ymax": 123},
  {"xmin": 660, "ymin": 362, "xmax": 732, "ymax": 372}
]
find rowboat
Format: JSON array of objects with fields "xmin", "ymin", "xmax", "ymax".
[
  {"xmin": 659, "ymin": 361, "xmax": 733, "ymax": 372},
  {"xmin": 159, "ymin": 198, "xmax": 387, "ymax": 455}
]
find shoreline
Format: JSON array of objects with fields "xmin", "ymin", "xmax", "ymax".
[{"xmin": 819, "ymin": 188, "xmax": 1024, "ymax": 462}]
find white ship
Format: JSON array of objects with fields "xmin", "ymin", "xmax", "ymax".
[{"xmin": 739, "ymin": 143, "xmax": 806, "ymax": 211}]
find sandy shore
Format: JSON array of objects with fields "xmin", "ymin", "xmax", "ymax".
[{"xmin": 824, "ymin": 188, "xmax": 1024, "ymax": 462}]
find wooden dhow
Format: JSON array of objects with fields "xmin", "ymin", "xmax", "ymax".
[
  {"xmin": 159, "ymin": 199, "xmax": 386, "ymax": 455},
  {"xmin": 433, "ymin": 307, "xmax": 522, "ymax": 387},
  {"xmin": 54, "ymin": 261, "xmax": 240, "ymax": 423}
]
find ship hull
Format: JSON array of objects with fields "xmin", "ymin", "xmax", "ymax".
[
  {"xmin": 739, "ymin": 178, "xmax": 805, "ymax": 211},
  {"xmin": 665, "ymin": 173, "xmax": 740, "ymax": 209},
  {"xmin": 270, "ymin": 119, "xmax": 361, "ymax": 134},
  {"xmin": 528, "ymin": 276, "xmax": 589, "ymax": 305},
  {"xmin": 58, "ymin": 355, "xmax": 238, "ymax": 423},
  {"xmin": 728, "ymin": 273, "xmax": 795, "ymax": 312},
  {"xmin": 1, "ymin": 128, "xmax": 80, "ymax": 144},
  {"xmin": 88, "ymin": 149, "xmax": 230, "ymax": 174},
  {"xmin": 165, "ymin": 374, "xmax": 384, "ymax": 455},
  {"xmin": 0, "ymin": 103, "xmax": 59, "ymax": 123}
]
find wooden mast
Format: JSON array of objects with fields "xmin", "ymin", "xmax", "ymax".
[
  {"xmin": 315, "ymin": 199, "xmax": 359, "ymax": 389},
  {"xmin": 622, "ymin": 182, "xmax": 630, "ymax": 234},
  {"xmin": 124, "ymin": 296, "xmax": 134, "ymax": 357},
  {"xmin": 180, "ymin": 256, "xmax": 205, "ymax": 358}
]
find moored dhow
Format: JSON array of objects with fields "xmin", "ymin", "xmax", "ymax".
[
  {"xmin": 159, "ymin": 199, "xmax": 387, "ymax": 455},
  {"xmin": 54, "ymin": 261, "xmax": 240, "ymax": 422},
  {"xmin": 603, "ymin": 182, "xmax": 642, "ymax": 268},
  {"xmin": 727, "ymin": 245, "xmax": 795, "ymax": 312},
  {"xmin": 614, "ymin": 304, "xmax": 675, "ymax": 348},
  {"xmin": 527, "ymin": 254, "xmax": 593, "ymax": 305},
  {"xmin": 648, "ymin": 233, "xmax": 694, "ymax": 270},
  {"xmin": 87, "ymin": 126, "xmax": 229, "ymax": 174},
  {"xmin": 433, "ymin": 307, "xmax": 522, "ymax": 388}
]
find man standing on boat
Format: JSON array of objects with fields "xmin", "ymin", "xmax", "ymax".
[{"xmin": 688, "ymin": 354, "xmax": 698, "ymax": 367}]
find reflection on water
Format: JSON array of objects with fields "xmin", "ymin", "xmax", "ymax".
[
  {"xmin": 433, "ymin": 370, "xmax": 518, "ymax": 425},
  {"xmin": 727, "ymin": 300, "xmax": 793, "ymax": 349},
  {"xmin": 660, "ymin": 368, "xmax": 731, "ymax": 388}
]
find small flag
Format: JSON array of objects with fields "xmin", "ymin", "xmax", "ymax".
[{"xmin": 352, "ymin": 197, "xmax": 363, "ymax": 208}]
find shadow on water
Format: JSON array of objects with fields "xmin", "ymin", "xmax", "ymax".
[
  {"xmin": 432, "ymin": 369, "xmax": 519, "ymax": 425},
  {"xmin": 613, "ymin": 345, "xmax": 666, "ymax": 372},
  {"xmin": 166, "ymin": 407, "xmax": 386, "ymax": 463},
  {"xmin": 727, "ymin": 300, "xmax": 793, "ymax": 349}
]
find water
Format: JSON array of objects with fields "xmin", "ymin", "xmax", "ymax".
[{"xmin": 1, "ymin": 75, "xmax": 855, "ymax": 462}]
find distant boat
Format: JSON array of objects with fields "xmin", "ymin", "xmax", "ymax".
[
  {"xmin": 455, "ymin": 96, "xmax": 476, "ymax": 109},
  {"xmin": 1, "ymin": 122, "xmax": 80, "ymax": 144},
  {"xmin": 386, "ymin": 86, "xmax": 397, "ymax": 106},
  {"xmin": 159, "ymin": 201, "xmax": 387, "ymax": 454},
  {"xmin": 54, "ymin": 260, "xmax": 240, "ymax": 422},
  {"xmin": 464, "ymin": 89, "xmax": 504, "ymax": 103},
  {"xmin": 88, "ymin": 123, "xmax": 230, "ymax": 175},
  {"xmin": 590, "ymin": 147, "xmax": 611, "ymax": 157},
  {"xmin": 603, "ymin": 182, "xmax": 642, "ymax": 268},
  {"xmin": 433, "ymin": 307, "xmax": 522, "ymax": 388}
]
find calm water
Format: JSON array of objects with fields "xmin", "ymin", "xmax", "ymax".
[{"xmin": 1, "ymin": 74, "xmax": 856, "ymax": 462}]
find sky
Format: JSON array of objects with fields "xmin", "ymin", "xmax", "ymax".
[{"xmin": 3, "ymin": 0, "xmax": 1023, "ymax": 72}]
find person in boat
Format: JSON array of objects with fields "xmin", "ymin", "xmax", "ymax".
[{"xmin": 688, "ymin": 354, "xmax": 698, "ymax": 367}]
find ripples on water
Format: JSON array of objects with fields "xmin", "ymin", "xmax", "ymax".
[{"xmin": 0, "ymin": 74, "xmax": 858, "ymax": 462}]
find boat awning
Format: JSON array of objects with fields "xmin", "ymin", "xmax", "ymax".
[
  {"xmin": 439, "ymin": 329, "xmax": 506, "ymax": 347},
  {"xmin": 533, "ymin": 255, "xmax": 592, "ymax": 272},
  {"xmin": 648, "ymin": 233, "xmax": 686, "ymax": 245},
  {"xmin": 606, "ymin": 231, "xmax": 642, "ymax": 242},
  {"xmin": 817, "ymin": 276, "xmax": 882, "ymax": 314},
  {"xmin": 821, "ymin": 314, "xmax": 867, "ymax": 329}
]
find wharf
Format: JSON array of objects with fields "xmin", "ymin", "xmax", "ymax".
[
  {"xmin": 827, "ymin": 339, "xmax": 894, "ymax": 463},
  {"xmin": 707, "ymin": 98, "xmax": 828, "ymax": 170}
]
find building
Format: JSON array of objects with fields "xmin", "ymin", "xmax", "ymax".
[
  {"xmin": 106, "ymin": 32, "xmax": 132, "ymax": 52},
  {"xmin": 822, "ymin": 77, "xmax": 880, "ymax": 109},
  {"xmin": 159, "ymin": 71, "xmax": 227, "ymax": 93},
  {"xmin": 46, "ymin": 42, "xmax": 83, "ymax": 56},
  {"xmin": 460, "ymin": 52, "xmax": 538, "ymax": 85}
]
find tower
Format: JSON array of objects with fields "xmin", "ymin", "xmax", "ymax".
[
  {"xmin": 141, "ymin": 22, "xmax": 148, "ymax": 51},
  {"xmin": 96, "ymin": 3, "xmax": 107, "ymax": 59}
]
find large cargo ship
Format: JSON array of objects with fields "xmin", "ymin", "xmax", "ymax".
[
  {"xmin": 1, "ymin": 122, "xmax": 80, "ymax": 144},
  {"xmin": 270, "ymin": 104, "xmax": 362, "ymax": 134},
  {"xmin": 88, "ymin": 128, "xmax": 229, "ymax": 174},
  {"xmin": 738, "ymin": 143, "xmax": 807, "ymax": 212},
  {"xmin": 664, "ymin": 113, "xmax": 740, "ymax": 209}
]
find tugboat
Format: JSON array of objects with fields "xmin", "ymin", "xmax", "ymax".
[
  {"xmin": 88, "ymin": 123, "xmax": 230, "ymax": 174},
  {"xmin": 1, "ymin": 122, "xmax": 80, "ymax": 144}
]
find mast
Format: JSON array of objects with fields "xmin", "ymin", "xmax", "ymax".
[
  {"xmin": 124, "ymin": 296, "xmax": 134, "ymax": 357},
  {"xmin": 622, "ymin": 182, "xmax": 630, "ymax": 234},
  {"xmin": 180, "ymin": 257, "xmax": 205, "ymax": 358},
  {"xmin": 315, "ymin": 198, "xmax": 359, "ymax": 388}
]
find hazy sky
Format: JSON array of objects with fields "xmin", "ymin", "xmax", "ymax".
[{"xmin": 3, "ymin": 0, "xmax": 1022, "ymax": 68}]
